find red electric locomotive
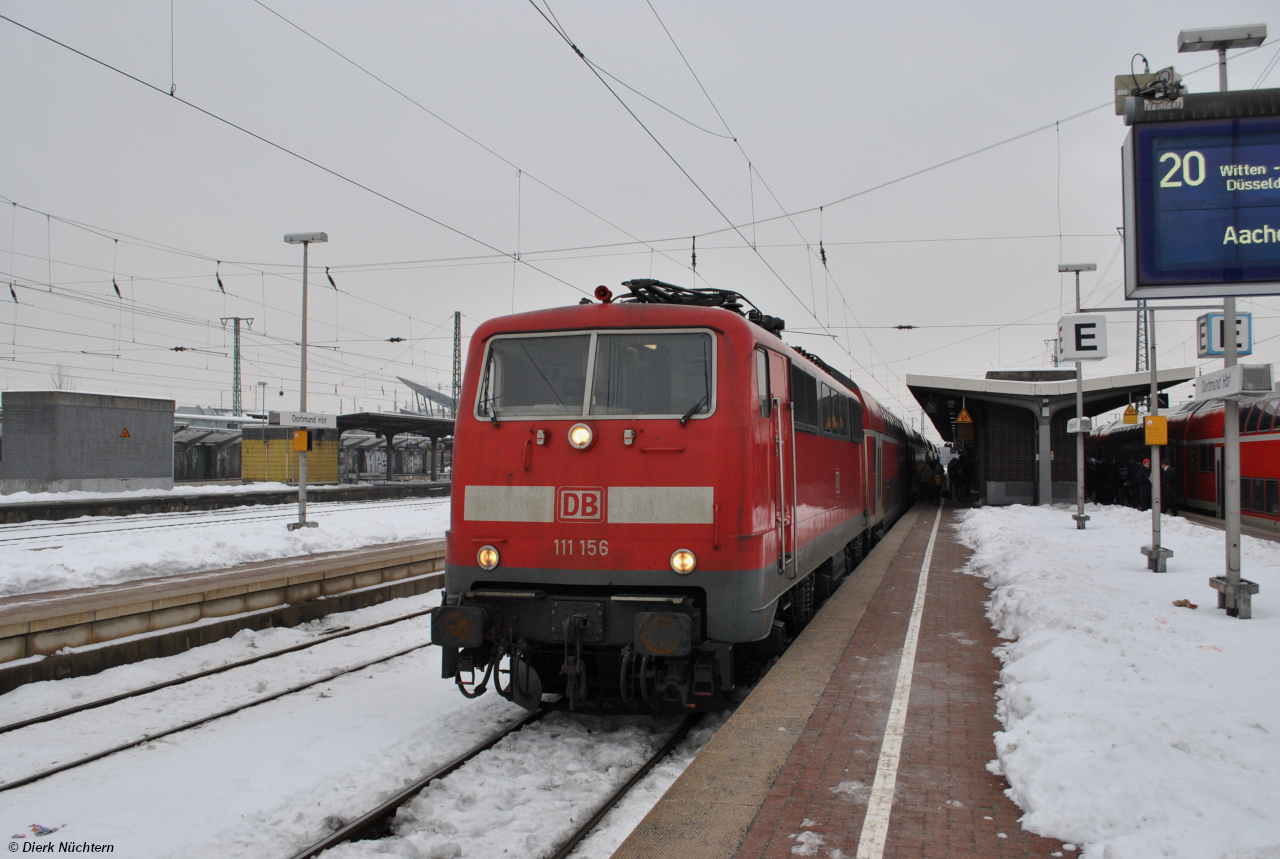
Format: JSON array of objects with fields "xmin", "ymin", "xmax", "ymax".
[
  {"xmin": 432, "ymin": 280, "xmax": 927, "ymax": 712},
  {"xmin": 1091, "ymin": 394, "xmax": 1280, "ymax": 528}
]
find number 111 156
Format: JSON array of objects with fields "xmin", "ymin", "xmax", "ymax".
[{"xmin": 554, "ymin": 539, "xmax": 609, "ymax": 556}]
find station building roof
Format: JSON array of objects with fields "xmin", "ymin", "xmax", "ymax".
[{"xmin": 336, "ymin": 411, "xmax": 455, "ymax": 438}]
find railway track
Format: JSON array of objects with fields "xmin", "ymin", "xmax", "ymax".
[
  {"xmin": 0, "ymin": 606, "xmax": 438, "ymax": 792},
  {"xmin": 289, "ymin": 710, "xmax": 703, "ymax": 859}
]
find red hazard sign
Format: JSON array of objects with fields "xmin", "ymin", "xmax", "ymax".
[{"xmin": 120, "ymin": 428, "xmax": 131, "ymax": 438}]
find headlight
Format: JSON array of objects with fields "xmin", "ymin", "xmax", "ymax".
[
  {"xmin": 568, "ymin": 423, "xmax": 594, "ymax": 449},
  {"xmin": 670, "ymin": 548, "xmax": 696, "ymax": 575},
  {"xmin": 477, "ymin": 545, "xmax": 500, "ymax": 570}
]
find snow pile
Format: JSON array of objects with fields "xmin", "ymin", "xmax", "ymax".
[
  {"xmin": 0, "ymin": 498, "xmax": 450, "ymax": 597},
  {"xmin": 957, "ymin": 504, "xmax": 1280, "ymax": 859}
]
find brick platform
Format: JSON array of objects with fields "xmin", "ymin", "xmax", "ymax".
[{"xmin": 613, "ymin": 504, "xmax": 1075, "ymax": 858}]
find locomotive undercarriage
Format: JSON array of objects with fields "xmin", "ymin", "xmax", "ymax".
[{"xmin": 432, "ymin": 531, "xmax": 874, "ymax": 713}]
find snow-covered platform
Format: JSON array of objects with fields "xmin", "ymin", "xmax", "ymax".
[{"xmin": 612, "ymin": 502, "xmax": 1280, "ymax": 859}]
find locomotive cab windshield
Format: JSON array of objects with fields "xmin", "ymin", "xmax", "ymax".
[{"xmin": 477, "ymin": 329, "xmax": 714, "ymax": 421}]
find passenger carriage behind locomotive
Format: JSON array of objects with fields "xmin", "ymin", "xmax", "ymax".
[
  {"xmin": 1090, "ymin": 394, "xmax": 1280, "ymax": 528},
  {"xmin": 432, "ymin": 280, "xmax": 924, "ymax": 711}
]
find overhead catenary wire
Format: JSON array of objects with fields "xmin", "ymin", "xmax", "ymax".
[
  {"xmin": 0, "ymin": 13, "xmax": 592, "ymax": 301},
  {"xmin": 640, "ymin": 2, "xmax": 904, "ymax": 404},
  {"xmin": 248, "ymin": 0, "xmax": 703, "ymax": 283},
  {"xmin": 529, "ymin": 1, "xmax": 909, "ymax": 409}
]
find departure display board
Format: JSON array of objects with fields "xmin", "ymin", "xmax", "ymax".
[{"xmin": 1124, "ymin": 116, "xmax": 1280, "ymax": 298}]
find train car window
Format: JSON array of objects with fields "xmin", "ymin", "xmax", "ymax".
[
  {"xmin": 848, "ymin": 396, "xmax": 865, "ymax": 442},
  {"xmin": 1241, "ymin": 477, "xmax": 1252, "ymax": 513},
  {"xmin": 1253, "ymin": 477, "xmax": 1266, "ymax": 513},
  {"xmin": 1261, "ymin": 399, "xmax": 1280, "ymax": 433},
  {"xmin": 1268, "ymin": 479, "xmax": 1280, "ymax": 516},
  {"xmin": 1199, "ymin": 445, "xmax": 1212, "ymax": 473},
  {"xmin": 478, "ymin": 334, "xmax": 590, "ymax": 417},
  {"xmin": 1240, "ymin": 404, "xmax": 1255, "ymax": 435},
  {"xmin": 1245, "ymin": 404, "xmax": 1263, "ymax": 434},
  {"xmin": 790, "ymin": 364, "xmax": 819, "ymax": 432},
  {"xmin": 755, "ymin": 348, "xmax": 771, "ymax": 418},
  {"xmin": 590, "ymin": 332, "xmax": 712, "ymax": 417},
  {"xmin": 820, "ymin": 383, "xmax": 849, "ymax": 439}
]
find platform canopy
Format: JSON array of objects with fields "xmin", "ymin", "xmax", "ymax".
[
  {"xmin": 336, "ymin": 412, "xmax": 455, "ymax": 439},
  {"xmin": 907, "ymin": 367, "xmax": 1196, "ymax": 506}
]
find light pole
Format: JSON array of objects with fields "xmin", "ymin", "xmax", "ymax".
[
  {"xmin": 284, "ymin": 231, "xmax": 327, "ymax": 530},
  {"xmin": 1061, "ymin": 263, "xmax": 1096, "ymax": 529},
  {"xmin": 1178, "ymin": 23, "xmax": 1266, "ymax": 610}
]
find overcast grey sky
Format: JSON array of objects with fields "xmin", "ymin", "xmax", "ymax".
[{"xmin": 1, "ymin": 1, "xmax": 1276, "ymax": 434}]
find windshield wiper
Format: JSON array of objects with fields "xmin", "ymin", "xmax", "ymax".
[
  {"xmin": 680, "ymin": 393, "xmax": 708, "ymax": 426},
  {"xmin": 478, "ymin": 396, "xmax": 500, "ymax": 427}
]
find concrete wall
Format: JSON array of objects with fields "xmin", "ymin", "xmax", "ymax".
[{"xmin": 1, "ymin": 391, "xmax": 175, "ymax": 494}]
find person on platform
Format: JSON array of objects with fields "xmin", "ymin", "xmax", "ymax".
[
  {"xmin": 916, "ymin": 458, "xmax": 932, "ymax": 503},
  {"xmin": 1138, "ymin": 458, "xmax": 1152, "ymax": 511},
  {"xmin": 1161, "ymin": 461, "xmax": 1177, "ymax": 516}
]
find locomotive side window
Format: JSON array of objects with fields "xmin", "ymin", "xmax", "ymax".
[
  {"xmin": 848, "ymin": 396, "xmax": 864, "ymax": 442},
  {"xmin": 755, "ymin": 348, "xmax": 771, "ymax": 418},
  {"xmin": 820, "ymin": 384, "xmax": 849, "ymax": 440},
  {"xmin": 590, "ymin": 332, "xmax": 712, "ymax": 417},
  {"xmin": 478, "ymin": 335, "xmax": 590, "ymax": 417},
  {"xmin": 1199, "ymin": 445, "xmax": 1212, "ymax": 473},
  {"xmin": 790, "ymin": 364, "xmax": 819, "ymax": 432}
]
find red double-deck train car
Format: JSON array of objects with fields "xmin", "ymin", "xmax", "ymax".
[
  {"xmin": 1091, "ymin": 394, "xmax": 1280, "ymax": 528},
  {"xmin": 432, "ymin": 280, "xmax": 928, "ymax": 711}
]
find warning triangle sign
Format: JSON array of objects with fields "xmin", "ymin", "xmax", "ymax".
[
  {"xmin": 956, "ymin": 409, "xmax": 972, "ymax": 424},
  {"xmin": 120, "ymin": 428, "xmax": 131, "ymax": 438},
  {"xmin": 1123, "ymin": 404, "xmax": 1138, "ymax": 425}
]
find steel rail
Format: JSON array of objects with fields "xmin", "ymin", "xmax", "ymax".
[
  {"xmin": 545, "ymin": 713, "xmax": 702, "ymax": 859},
  {"xmin": 0, "ymin": 640, "xmax": 433, "ymax": 793},
  {"xmin": 287, "ymin": 708, "xmax": 549, "ymax": 859},
  {"xmin": 0, "ymin": 607, "xmax": 436, "ymax": 736}
]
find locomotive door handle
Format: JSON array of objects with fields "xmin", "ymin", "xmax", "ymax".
[{"xmin": 523, "ymin": 439, "xmax": 533, "ymax": 471}]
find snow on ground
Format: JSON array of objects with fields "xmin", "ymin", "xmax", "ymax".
[
  {"xmin": 0, "ymin": 497, "xmax": 451, "ymax": 597},
  {"xmin": 566, "ymin": 709, "xmax": 733, "ymax": 859},
  {"xmin": 0, "ymin": 592, "xmax": 532, "ymax": 858},
  {"xmin": 1, "ymin": 587, "xmax": 734, "ymax": 859},
  {"xmin": 957, "ymin": 503, "xmax": 1280, "ymax": 859},
  {"xmin": 0, "ymin": 481, "xmax": 298, "ymax": 504},
  {"xmin": 328, "ymin": 703, "xmax": 737, "ymax": 859}
]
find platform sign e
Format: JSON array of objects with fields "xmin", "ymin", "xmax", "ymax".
[
  {"xmin": 1058, "ymin": 314, "xmax": 1109, "ymax": 361},
  {"xmin": 556, "ymin": 487, "xmax": 604, "ymax": 523}
]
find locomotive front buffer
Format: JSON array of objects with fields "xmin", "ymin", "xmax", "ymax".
[{"xmin": 432, "ymin": 591, "xmax": 733, "ymax": 713}]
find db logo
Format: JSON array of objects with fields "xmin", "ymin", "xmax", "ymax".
[{"xmin": 557, "ymin": 487, "xmax": 604, "ymax": 522}]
